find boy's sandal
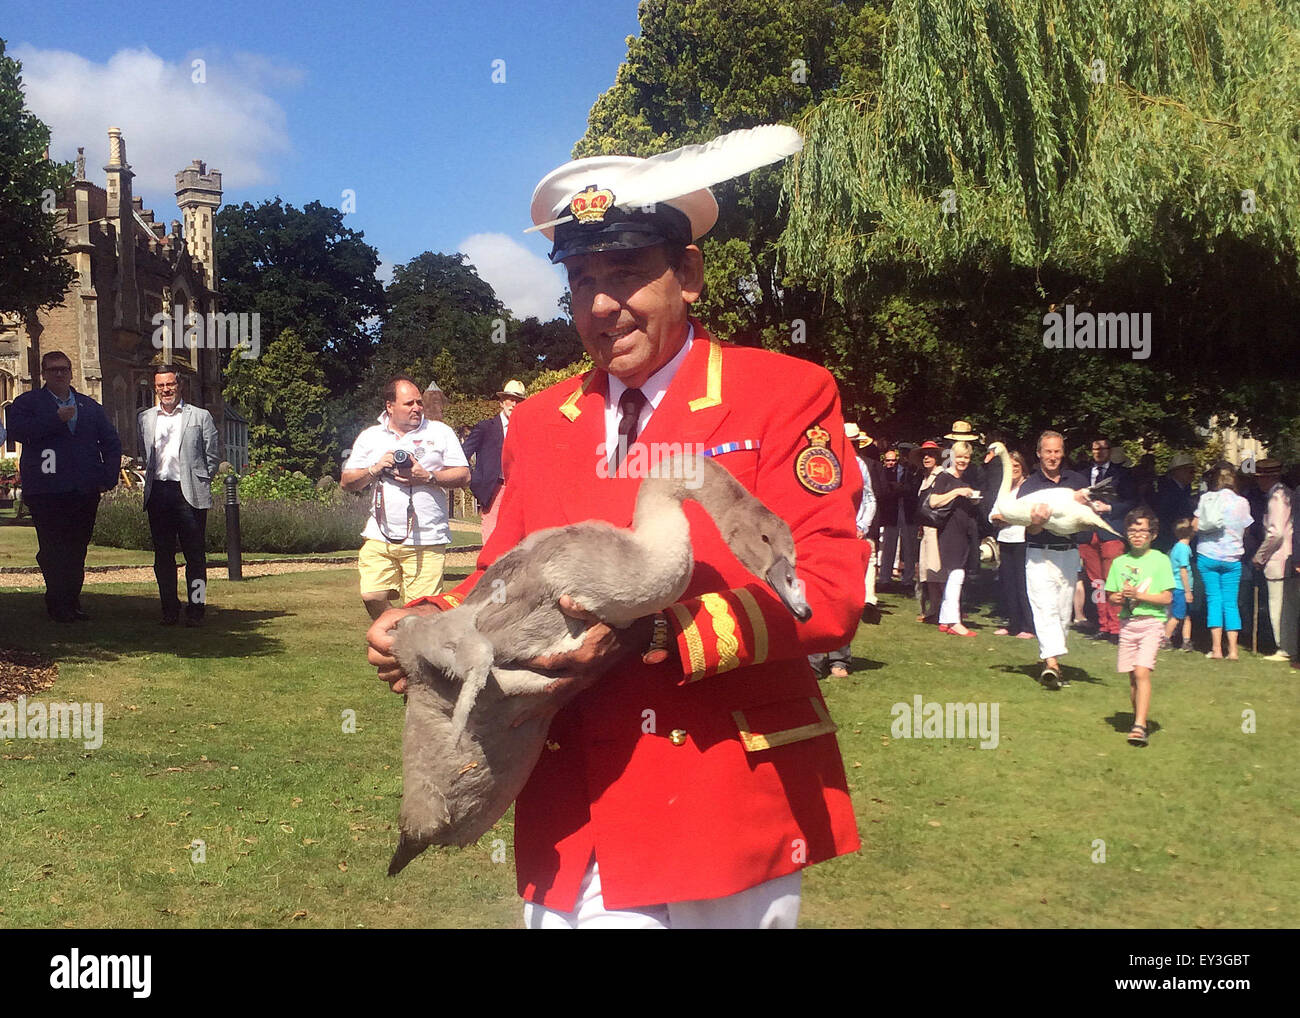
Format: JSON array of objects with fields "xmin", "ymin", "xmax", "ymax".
[{"xmin": 1127, "ymin": 724, "xmax": 1149, "ymax": 746}]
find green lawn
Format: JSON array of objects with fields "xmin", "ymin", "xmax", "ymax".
[{"xmin": 1, "ymin": 569, "xmax": 1296, "ymax": 929}]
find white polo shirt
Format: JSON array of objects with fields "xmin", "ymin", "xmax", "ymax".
[{"xmin": 345, "ymin": 415, "xmax": 468, "ymax": 546}]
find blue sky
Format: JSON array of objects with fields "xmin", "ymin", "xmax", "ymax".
[{"xmin": 3, "ymin": 0, "xmax": 645, "ymax": 318}]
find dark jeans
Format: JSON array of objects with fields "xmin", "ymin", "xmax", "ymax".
[
  {"xmin": 147, "ymin": 481, "xmax": 208, "ymax": 620},
  {"xmin": 998, "ymin": 541, "xmax": 1034, "ymax": 635},
  {"xmin": 809, "ymin": 645, "xmax": 852, "ymax": 676},
  {"xmin": 25, "ymin": 490, "xmax": 100, "ymax": 619},
  {"xmin": 895, "ymin": 515, "xmax": 920, "ymax": 586}
]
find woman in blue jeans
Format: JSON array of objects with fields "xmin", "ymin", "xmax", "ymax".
[{"xmin": 1194, "ymin": 465, "xmax": 1254, "ymax": 660}]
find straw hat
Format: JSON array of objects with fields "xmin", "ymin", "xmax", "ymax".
[
  {"xmin": 497, "ymin": 379, "xmax": 527, "ymax": 400},
  {"xmin": 943, "ymin": 420, "xmax": 983, "ymax": 442},
  {"xmin": 1167, "ymin": 452, "xmax": 1197, "ymax": 471}
]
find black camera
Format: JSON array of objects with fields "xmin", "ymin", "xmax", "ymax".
[{"xmin": 388, "ymin": 448, "xmax": 413, "ymax": 478}]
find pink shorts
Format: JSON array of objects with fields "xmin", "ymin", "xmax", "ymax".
[{"xmin": 1118, "ymin": 616, "xmax": 1165, "ymax": 672}]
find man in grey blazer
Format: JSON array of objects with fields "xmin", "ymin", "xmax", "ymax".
[{"xmin": 138, "ymin": 364, "xmax": 221, "ymax": 625}]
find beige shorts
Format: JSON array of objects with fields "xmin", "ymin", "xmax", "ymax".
[{"xmin": 358, "ymin": 539, "xmax": 447, "ymax": 603}]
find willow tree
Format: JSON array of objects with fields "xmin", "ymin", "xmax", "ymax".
[
  {"xmin": 574, "ymin": 0, "xmax": 888, "ymax": 351},
  {"xmin": 783, "ymin": 0, "xmax": 1300, "ymax": 446}
]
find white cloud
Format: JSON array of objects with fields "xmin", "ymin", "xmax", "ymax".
[
  {"xmin": 457, "ymin": 232, "xmax": 567, "ymax": 322},
  {"xmin": 15, "ymin": 44, "xmax": 295, "ymax": 208}
]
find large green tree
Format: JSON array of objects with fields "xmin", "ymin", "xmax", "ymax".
[
  {"xmin": 573, "ymin": 0, "xmax": 889, "ymax": 349},
  {"xmin": 342, "ymin": 251, "xmax": 584, "ymax": 444},
  {"xmin": 215, "ymin": 198, "xmax": 384, "ymax": 398},
  {"xmin": 0, "ymin": 37, "xmax": 74, "ymax": 318},
  {"xmin": 224, "ymin": 328, "xmax": 333, "ymax": 475},
  {"xmin": 784, "ymin": 0, "xmax": 1300, "ymax": 447}
]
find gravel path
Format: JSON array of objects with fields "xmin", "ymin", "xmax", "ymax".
[{"xmin": 0, "ymin": 549, "xmax": 482, "ymax": 587}]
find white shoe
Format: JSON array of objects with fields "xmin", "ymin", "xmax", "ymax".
[{"xmin": 1262, "ymin": 651, "xmax": 1291, "ymax": 662}]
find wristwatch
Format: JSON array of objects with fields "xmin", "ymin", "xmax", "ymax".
[{"xmin": 642, "ymin": 612, "xmax": 671, "ymax": 665}]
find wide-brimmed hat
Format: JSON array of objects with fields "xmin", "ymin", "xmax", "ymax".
[
  {"xmin": 918, "ymin": 440, "xmax": 943, "ymax": 457},
  {"xmin": 1167, "ymin": 452, "xmax": 1197, "ymax": 471},
  {"xmin": 844, "ymin": 422, "xmax": 873, "ymax": 447},
  {"xmin": 944, "ymin": 420, "xmax": 984, "ymax": 442},
  {"xmin": 497, "ymin": 379, "xmax": 527, "ymax": 401},
  {"xmin": 1255, "ymin": 458, "xmax": 1282, "ymax": 474}
]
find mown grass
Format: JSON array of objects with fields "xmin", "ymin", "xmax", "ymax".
[{"xmin": 1, "ymin": 569, "xmax": 1296, "ymax": 929}]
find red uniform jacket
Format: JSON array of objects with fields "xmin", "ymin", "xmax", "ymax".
[{"xmin": 417, "ymin": 324, "xmax": 865, "ymax": 910}]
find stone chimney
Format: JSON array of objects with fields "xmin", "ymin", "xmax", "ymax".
[{"xmin": 175, "ymin": 159, "xmax": 223, "ymax": 291}]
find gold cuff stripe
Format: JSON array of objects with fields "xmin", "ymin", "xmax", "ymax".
[
  {"xmin": 688, "ymin": 338, "xmax": 723, "ymax": 411},
  {"xmin": 699, "ymin": 592, "xmax": 741, "ymax": 674},
  {"xmin": 441, "ymin": 592, "xmax": 463, "ymax": 608},
  {"xmin": 732, "ymin": 699, "xmax": 838, "ymax": 752},
  {"xmin": 733, "ymin": 587, "xmax": 769, "ymax": 665},
  {"xmin": 668, "ymin": 602, "xmax": 706, "ymax": 680}
]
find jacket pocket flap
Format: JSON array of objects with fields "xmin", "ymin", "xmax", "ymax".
[{"xmin": 731, "ymin": 696, "xmax": 837, "ymax": 752}]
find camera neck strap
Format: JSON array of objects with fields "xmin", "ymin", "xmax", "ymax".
[{"xmin": 372, "ymin": 475, "xmax": 416, "ymax": 544}]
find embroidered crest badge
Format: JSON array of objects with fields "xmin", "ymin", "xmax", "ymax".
[{"xmin": 794, "ymin": 424, "xmax": 842, "ymax": 494}]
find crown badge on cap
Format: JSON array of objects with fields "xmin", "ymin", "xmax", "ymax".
[{"xmin": 569, "ymin": 185, "xmax": 615, "ymax": 224}]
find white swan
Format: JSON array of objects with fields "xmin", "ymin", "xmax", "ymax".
[
  {"xmin": 984, "ymin": 441, "xmax": 1121, "ymax": 539},
  {"xmin": 385, "ymin": 452, "xmax": 811, "ymax": 873}
]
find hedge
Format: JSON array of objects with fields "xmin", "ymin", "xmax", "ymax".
[{"xmin": 93, "ymin": 487, "xmax": 367, "ymax": 555}]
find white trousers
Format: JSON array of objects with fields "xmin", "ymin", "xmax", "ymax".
[
  {"xmin": 1026, "ymin": 547, "xmax": 1079, "ymax": 661},
  {"xmin": 939, "ymin": 568, "xmax": 965, "ymax": 625},
  {"xmin": 864, "ymin": 537, "xmax": 877, "ymax": 606},
  {"xmin": 523, "ymin": 860, "xmax": 802, "ymax": 929}
]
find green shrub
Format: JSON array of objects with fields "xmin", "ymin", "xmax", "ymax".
[
  {"xmin": 238, "ymin": 463, "xmax": 324, "ymax": 502},
  {"xmin": 93, "ymin": 488, "xmax": 366, "ymax": 554}
]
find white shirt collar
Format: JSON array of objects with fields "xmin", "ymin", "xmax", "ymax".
[
  {"xmin": 158, "ymin": 398, "xmax": 185, "ymax": 417},
  {"xmin": 607, "ymin": 322, "xmax": 695, "ymax": 412},
  {"xmin": 378, "ymin": 411, "xmax": 428, "ymax": 439}
]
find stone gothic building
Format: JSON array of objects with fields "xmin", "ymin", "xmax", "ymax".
[{"xmin": 1, "ymin": 127, "xmax": 244, "ymax": 465}]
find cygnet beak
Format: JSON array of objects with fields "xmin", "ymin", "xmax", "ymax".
[{"xmin": 766, "ymin": 558, "xmax": 812, "ymax": 622}]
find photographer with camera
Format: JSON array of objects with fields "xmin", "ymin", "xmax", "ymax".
[{"xmin": 342, "ymin": 376, "xmax": 470, "ymax": 619}]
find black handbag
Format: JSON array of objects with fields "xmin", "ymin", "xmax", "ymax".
[{"xmin": 917, "ymin": 488, "xmax": 954, "ymax": 528}]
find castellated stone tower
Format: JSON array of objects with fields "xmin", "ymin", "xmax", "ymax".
[{"xmin": 175, "ymin": 160, "xmax": 223, "ymax": 291}]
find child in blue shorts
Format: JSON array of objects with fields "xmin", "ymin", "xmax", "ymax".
[{"xmin": 1164, "ymin": 518, "xmax": 1195, "ymax": 651}]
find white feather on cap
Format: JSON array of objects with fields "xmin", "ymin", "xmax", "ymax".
[{"xmin": 528, "ymin": 124, "xmax": 803, "ymax": 240}]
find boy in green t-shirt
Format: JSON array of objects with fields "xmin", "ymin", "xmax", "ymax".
[{"xmin": 1105, "ymin": 508, "xmax": 1175, "ymax": 747}]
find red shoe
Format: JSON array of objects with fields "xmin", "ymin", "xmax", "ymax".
[
  {"xmin": 948, "ymin": 626, "xmax": 977, "ymax": 637},
  {"xmin": 938, "ymin": 624, "xmax": 952, "ymax": 634}
]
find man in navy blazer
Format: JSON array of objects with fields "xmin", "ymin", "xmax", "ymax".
[
  {"xmin": 7, "ymin": 350, "xmax": 122, "ymax": 622},
  {"xmin": 461, "ymin": 379, "xmax": 525, "ymax": 545}
]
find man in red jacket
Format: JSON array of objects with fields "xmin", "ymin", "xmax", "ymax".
[{"xmin": 367, "ymin": 136, "xmax": 864, "ymax": 927}]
